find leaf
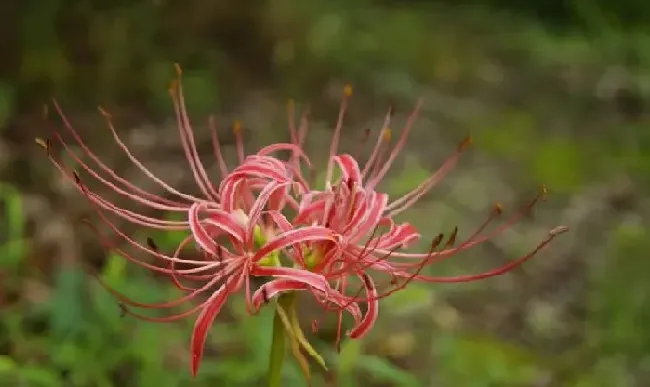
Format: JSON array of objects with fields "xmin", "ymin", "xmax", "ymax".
[
  {"xmin": 289, "ymin": 303, "xmax": 327, "ymax": 371},
  {"xmin": 274, "ymin": 295, "xmax": 311, "ymax": 385}
]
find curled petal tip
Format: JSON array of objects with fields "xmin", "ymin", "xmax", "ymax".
[
  {"xmin": 191, "ymin": 354, "xmax": 200, "ymax": 377},
  {"xmin": 174, "ymin": 63, "xmax": 183, "ymax": 76}
]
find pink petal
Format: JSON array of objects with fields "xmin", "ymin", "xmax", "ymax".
[
  {"xmin": 246, "ymin": 181, "xmax": 290, "ymax": 245},
  {"xmin": 225, "ymin": 163, "xmax": 290, "ymax": 186},
  {"xmin": 374, "ymin": 222, "xmax": 420, "ymax": 250},
  {"xmin": 189, "ymin": 204, "xmax": 246, "ymax": 256},
  {"xmin": 348, "ymin": 273, "xmax": 378, "ymax": 339},
  {"xmin": 348, "ymin": 192, "xmax": 388, "ymax": 243},
  {"xmin": 333, "ymin": 154, "xmax": 363, "ymax": 184},
  {"xmin": 188, "ymin": 203, "xmax": 221, "ymax": 256},
  {"xmin": 218, "ymin": 178, "xmax": 244, "ymax": 213},
  {"xmin": 251, "ymin": 278, "xmax": 362, "ymax": 323},
  {"xmin": 251, "ymin": 226, "xmax": 339, "ymax": 264},
  {"xmin": 256, "ymin": 143, "xmax": 312, "ymax": 167},
  {"xmin": 190, "ymin": 274, "xmax": 243, "ymax": 376},
  {"xmin": 251, "ymin": 266, "xmax": 330, "ymax": 293},
  {"xmin": 267, "ymin": 211, "xmax": 304, "ymax": 264},
  {"xmin": 294, "ymin": 200, "xmax": 326, "ymax": 225},
  {"xmin": 202, "ymin": 210, "xmax": 247, "ymax": 243}
]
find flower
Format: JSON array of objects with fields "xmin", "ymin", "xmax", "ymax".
[{"xmin": 39, "ymin": 64, "xmax": 568, "ymax": 377}]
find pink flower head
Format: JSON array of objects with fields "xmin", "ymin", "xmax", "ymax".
[{"xmin": 38, "ymin": 67, "xmax": 567, "ymax": 376}]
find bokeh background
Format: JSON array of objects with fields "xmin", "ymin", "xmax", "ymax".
[{"xmin": 1, "ymin": 1, "xmax": 649, "ymax": 386}]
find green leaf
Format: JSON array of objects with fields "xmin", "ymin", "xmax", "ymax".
[{"xmin": 289, "ymin": 303, "xmax": 327, "ymax": 371}]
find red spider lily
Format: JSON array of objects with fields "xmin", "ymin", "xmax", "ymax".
[{"xmin": 38, "ymin": 64, "xmax": 567, "ymax": 376}]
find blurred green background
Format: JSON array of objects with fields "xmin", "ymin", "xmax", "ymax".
[{"xmin": 1, "ymin": 0, "xmax": 649, "ymax": 386}]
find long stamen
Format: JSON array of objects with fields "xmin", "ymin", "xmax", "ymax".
[
  {"xmin": 233, "ymin": 120, "xmax": 245, "ymax": 164},
  {"xmin": 37, "ymin": 140, "xmax": 186, "ymax": 229},
  {"xmin": 373, "ymin": 186, "xmax": 549, "ymax": 259},
  {"xmin": 208, "ymin": 116, "xmax": 229, "ymax": 178},
  {"xmin": 48, "ymin": 101, "xmax": 185, "ymax": 208},
  {"xmin": 388, "ymin": 203, "xmax": 503, "ymax": 268},
  {"xmin": 404, "ymin": 225, "xmax": 569, "ymax": 284},
  {"xmin": 366, "ymin": 99, "xmax": 423, "ymax": 190},
  {"xmin": 170, "ymin": 66, "xmax": 220, "ymax": 201},
  {"xmin": 49, "ymin": 131, "xmax": 188, "ymax": 212},
  {"xmin": 73, "ymin": 172, "xmax": 225, "ymax": 271},
  {"xmin": 96, "ymin": 106, "xmax": 207, "ymax": 203},
  {"xmin": 325, "ymin": 84, "xmax": 352, "ymax": 185},
  {"xmin": 361, "ymin": 107, "xmax": 392, "ymax": 179},
  {"xmin": 386, "ymin": 135, "xmax": 471, "ymax": 217}
]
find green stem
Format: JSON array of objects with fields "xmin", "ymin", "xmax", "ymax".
[{"xmin": 267, "ymin": 293, "xmax": 296, "ymax": 387}]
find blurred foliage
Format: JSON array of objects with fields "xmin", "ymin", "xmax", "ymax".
[{"xmin": 1, "ymin": 0, "xmax": 650, "ymax": 386}]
